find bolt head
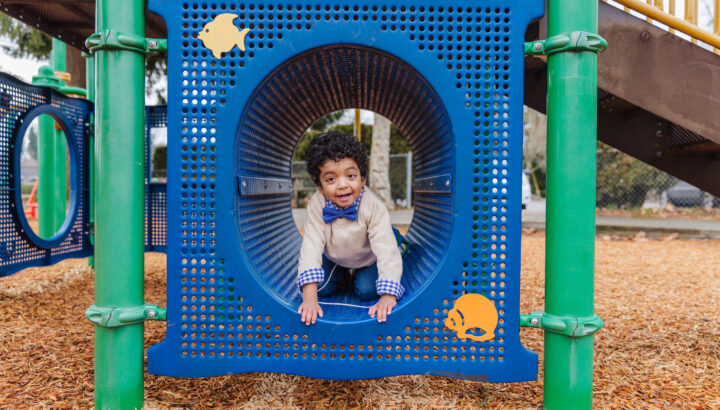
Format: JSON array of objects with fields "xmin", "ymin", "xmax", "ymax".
[
  {"xmin": 533, "ymin": 42, "xmax": 542, "ymax": 51},
  {"xmin": 147, "ymin": 310, "xmax": 157, "ymax": 319},
  {"xmin": 530, "ymin": 318, "xmax": 539, "ymax": 326},
  {"xmin": 148, "ymin": 40, "xmax": 158, "ymax": 49}
]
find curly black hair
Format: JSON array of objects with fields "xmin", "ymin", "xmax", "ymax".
[{"xmin": 305, "ymin": 131, "xmax": 369, "ymax": 185}]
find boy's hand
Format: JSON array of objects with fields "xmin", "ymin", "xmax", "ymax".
[
  {"xmin": 298, "ymin": 283, "xmax": 323, "ymax": 325},
  {"xmin": 369, "ymin": 294, "xmax": 397, "ymax": 323}
]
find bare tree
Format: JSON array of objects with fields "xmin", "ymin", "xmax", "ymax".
[{"xmin": 369, "ymin": 113, "xmax": 394, "ymax": 209}]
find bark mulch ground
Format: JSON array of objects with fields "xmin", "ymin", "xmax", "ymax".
[{"xmin": 1, "ymin": 232, "xmax": 718, "ymax": 408}]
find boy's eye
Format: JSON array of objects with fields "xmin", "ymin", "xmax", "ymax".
[
  {"xmin": 348, "ymin": 173, "xmax": 356, "ymax": 179},
  {"xmin": 326, "ymin": 177, "xmax": 335, "ymax": 183}
]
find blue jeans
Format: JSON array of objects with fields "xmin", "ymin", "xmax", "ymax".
[
  {"xmin": 316, "ymin": 254, "xmax": 379, "ymax": 301},
  {"xmin": 316, "ymin": 228, "xmax": 406, "ymax": 301}
]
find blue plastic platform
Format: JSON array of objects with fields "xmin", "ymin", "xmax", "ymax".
[
  {"xmin": 0, "ymin": 72, "xmax": 92, "ymax": 277},
  {"xmin": 148, "ymin": 0, "xmax": 542, "ymax": 382}
]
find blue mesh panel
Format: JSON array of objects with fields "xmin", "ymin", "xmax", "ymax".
[
  {"xmin": 145, "ymin": 105, "xmax": 168, "ymax": 252},
  {"xmin": 148, "ymin": 0, "xmax": 543, "ymax": 382},
  {"xmin": 0, "ymin": 72, "xmax": 92, "ymax": 277}
]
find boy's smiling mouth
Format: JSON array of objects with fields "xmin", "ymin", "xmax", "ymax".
[{"xmin": 337, "ymin": 193, "xmax": 353, "ymax": 202}]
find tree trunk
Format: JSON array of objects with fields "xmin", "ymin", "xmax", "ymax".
[{"xmin": 369, "ymin": 113, "xmax": 394, "ymax": 209}]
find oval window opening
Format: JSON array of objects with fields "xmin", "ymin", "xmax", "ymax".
[{"xmin": 19, "ymin": 114, "xmax": 73, "ymax": 240}]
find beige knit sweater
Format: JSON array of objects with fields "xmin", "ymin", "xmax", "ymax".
[{"xmin": 297, "ymin": 188, "xmax": 403, "ymax": 285}]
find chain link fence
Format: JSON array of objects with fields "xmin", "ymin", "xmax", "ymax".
[
  {"xmin": 596, "ymin": 144, "xmax": 718, "ymax": 209},
  {"xmin": 292, "ymin": 153, "xmax": 413, "ymax": 208}
]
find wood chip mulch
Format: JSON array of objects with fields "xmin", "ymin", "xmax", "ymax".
[{"xmin": 1, "ymin": 232, "xmax": 718, "ymax": 408}]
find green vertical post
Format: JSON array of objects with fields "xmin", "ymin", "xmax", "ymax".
[
  {"xmin": 50, "ymin": 39, "xmax": 68, "ymax": 231},
  {"xmin": 33, "ymin": 66, "xmax": 60, "ymax": 239},
  {"xmin": 92, "ymin": 0, "xmax": 146, "ymax": 407},
  {"xmin": 85, "ymin": 52, "xmax": 96, "ymax": 268},
  {"xmin": 544, "ymin": 0, "xmax": 599, "ymax": 409}
]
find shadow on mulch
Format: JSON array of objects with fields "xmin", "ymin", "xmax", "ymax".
[{"xmin": 1, "ymin": 234, "xmax": 719, "ymax": 408}]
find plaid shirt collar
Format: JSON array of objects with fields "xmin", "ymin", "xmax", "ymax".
[{"xmin": 324, "ymin": 187, "xmax": 364, "ymax": 210}]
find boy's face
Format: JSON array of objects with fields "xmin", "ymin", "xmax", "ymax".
[{"xmin": 316, "ymin": 157, "xmax": 365, "ymax": 208}]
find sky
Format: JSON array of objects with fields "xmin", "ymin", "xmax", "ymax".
[{"xmin": 0, "ymin": 38, "xmax": 43, "ymax": 83}]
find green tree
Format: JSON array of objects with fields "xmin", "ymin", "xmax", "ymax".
[
  {"xmin": 0, "ymin": 14, "xmax": 167, "ymax": 101},
  {"xmin": 596, "ymin": 142, "xmax": 672, "ymax": 208},
  {"xmin": 152, "ymin": 146, "xmax": 167, "ymax": 179},
  {"xmin": 0, "ymin": 15, "xmax": 51, "ymax": 60}
]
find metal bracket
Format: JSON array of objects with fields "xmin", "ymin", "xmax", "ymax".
[
  {"xmin": 524, "ymin": 31, "xmax": 608, "ymax": 56},
  {"xmin": 237, "ymin": 175, "xmax": 292, "ymax": 196},
  {"xmin": 520, "ymin": 311, "xmax": 603, "ymax": 337},
  {"xmin": 413, "ymin": 174, "xmax": 452, "ymax": 194},
  {"xmin": 86, "ymin": 303, "xmax": 167, "ymax": 329},
  {"xmin": 85, "ymin": 30, "xmax": 167, "ymax": 54}
]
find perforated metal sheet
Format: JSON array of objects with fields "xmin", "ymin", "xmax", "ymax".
[
  {"xmin": 148, "ymin": 0, "xmax": 542, "ymax": 382},
  {"xmin": 0, "ymin": 72, "xmax": 92, "ymax": 277},
  {"xmin": 145, "ymin": 105, "xmax": 168, "ymax": 252}
]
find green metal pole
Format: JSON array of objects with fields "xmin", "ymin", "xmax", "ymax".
[
  {"xmin": 84, "ymin": 52, "xmax": 96, "ymax": 268},
  {"xmin": 544, "ymin": 0, "xmax": 599, "ymax": 408},
  {"xmin": 93, "ymin": 0, "xmax": 146, "ymax": 407},
  {"xmin": 36, "ymin": 94, "xmax": 55, "ymax": 239},
  {"xmin": 51, "ymin": 39, "xmax": 68, "ymax": 231},
  {"xmin": 33, "ymin": 65, "xmax": 60, "ymax": 239}
]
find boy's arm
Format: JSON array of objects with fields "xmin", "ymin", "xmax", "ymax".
[
  {"xmin": 297, "ymin": 192, "xmax": 327, "ymax": 290},
  {"xmin": 298, "ymin": 283, "xmax": 323, "ymax": 325},
  {"xmin": 366, "ymin": 195, "xmax": 405, "ymax": 300},
  {"xmin": 297, "ymin": 192, "xmax": 326, "ymax": 325}
]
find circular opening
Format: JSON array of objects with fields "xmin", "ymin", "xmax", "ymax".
[
  {"xmin": 14, "ymin": 108, "xmax": 78, "ymax": 248},
  {"xmin": 235, "ymin": 45, "xmax": 454, "ymax": 321}
]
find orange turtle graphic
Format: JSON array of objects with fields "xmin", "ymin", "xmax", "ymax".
[
  {"xmin": 444, "ymin": 293, "xmax": 499, "ymax": 342},
  {"xmin": 197, "ymin": 13, "xmax": 251, "ymax": 59}
]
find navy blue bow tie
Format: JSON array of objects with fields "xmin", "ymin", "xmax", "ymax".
[{"xmin": 323, "ymin": 204, "xmax": 358, "ymax": 224}]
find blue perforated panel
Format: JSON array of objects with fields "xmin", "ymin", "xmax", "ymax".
[
  {"xmin": 0, "ymin": 72, "xmax": 92, "ymax": 277},
  {"xmin": 148, "ymin": 0, "xmax": 542, "ymax": 382},
  {"xmin": 145, "ymin": 105, "xmax": 168, "ymax": 252}
]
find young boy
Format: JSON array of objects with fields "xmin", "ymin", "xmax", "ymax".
[{"xmin": 297, "ymin": 131, "xmax": 404, "ymax": 325}]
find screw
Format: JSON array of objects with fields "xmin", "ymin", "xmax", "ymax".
[
  {"xmin": 640, "ymin": 31, "xmax": 650, "ymax": 41},
  {"xmin": 445, "ymin": 180, "xmax": 450, "ymax": 187},
  {"xmin": 530, "ymin": 318, "xmax": 539, "ymax": 326},
  {"xmin": 242, "ymin": 181, "xmax": 247, "ymax": 188},
  {"xmin": 147, "ymin": 310, "xmax": 157, "ymax": 319},
  {"xmin": 532, "ymin": 42, "xmax": 542, "ymax": 51},
  {"xmin": 148, "ymin": 40, "xmax": 158, "ymax": 49}
]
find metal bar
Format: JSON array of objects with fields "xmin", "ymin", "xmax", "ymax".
[
  {"xmin": 669, "ymin": 0, "xmax": 676, "ymax": 33},
  {"xmin": 611, "ymin": 0, "xmax": 720, "ymax": 48},
  {"xmin": 85, "ymin": 52, "xmax": 95, "ymax": 267},
  {"xmin": 355, "ymin": 108, "xmax": 362, "ymax": 140},
  {"xmin": 37, "ymin": 101, "xmax": 55, "ymax": 239},
  {"xmin": 93, "ymin": 0, "xmax": 146, "ymax": 407},
  {"xmin": 51, "ymin": 39, "xmax": 68, "ymax": 233},
  {"xmin": 685, "ymin": 0, "xmax": 698, "ymax": 43},
  {"xmin": 405, "ymin": 151, "xmax": 412, "ymax": 207},
  {"xmin": 544, "ymin": 0, "xmax": 598, "ymax": 407},
  {"xmin": 716, "ymin": 0, "xmax": 720, "ymax": 51}
]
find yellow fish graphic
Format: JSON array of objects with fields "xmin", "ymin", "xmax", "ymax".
[{"xmin": 197, "ymin": 13, "xmax": 251, "ymax": 59}]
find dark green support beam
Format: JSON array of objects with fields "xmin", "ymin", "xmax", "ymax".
[
  {"xmin": 544, "ymin": 0, "xmax": 600, "ymax": 408},
  {"xmin": 91, "ymin": 0, "xmax": 146, "ymax": 407}
]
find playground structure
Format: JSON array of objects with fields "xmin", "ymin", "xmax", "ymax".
[{"xmin": 0, "ymin": 0, "xmax": 719, "ymax": 409}]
